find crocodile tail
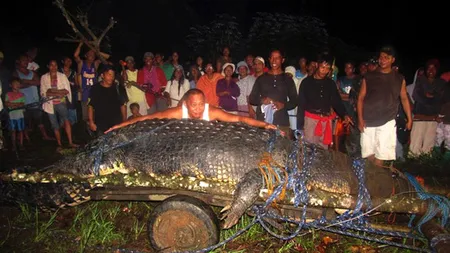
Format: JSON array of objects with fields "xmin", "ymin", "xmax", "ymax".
[{"xmin": 0, "ymin": 180, "xmax": 92, "ymax": 211}]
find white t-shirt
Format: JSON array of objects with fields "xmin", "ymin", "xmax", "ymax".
[
  {"xmin": 164, "ymin": 79, "xmax": 190, "ymax": 108},
  {"xmin": 27, "ymin": 62, "xmax": 39, "ymax": 72}
]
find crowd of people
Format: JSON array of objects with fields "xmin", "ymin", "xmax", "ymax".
[{"xmin": 0, "ymin": 44, "xmax": 449, "ymax": 167}]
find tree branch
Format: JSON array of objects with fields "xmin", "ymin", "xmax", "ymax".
[
  {"xmin": 55, "ymin": 37, "xmax": 82, "ymax": 43},
  {"xmin": 55, "ymin": 37, "xmax": 97, "ymax": 44},
  {"xmin": 77, "ymin": 14, "xmax": 98, "ymax": 42},
  {"xmin": 53, "ymin": 0, "xmax": 112, "ymax": 65},
  {"xmin": 97, "ymin": 17, "xmax": 116, "ymax": 45},
  {"xmin": 53, "ymin": 0, "xmax": 88, "ymax": 43}
]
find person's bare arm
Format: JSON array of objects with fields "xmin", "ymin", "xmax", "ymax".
[
  {"xmin": 94, "ymin": 51, "xmax": 111, "ymax": 70},
  {"xmin": 88, "ymin": 105, "xmax": 97, "ymax": 131},
  {"xmin": 19, "ymin": 72, "xmax": 40, "ymax": 89},
  {"xmin": 210, "ymin": 107, "xmax": 276, "ymax": 129},
  {"xmin": 104, "ymin": 107, "xmax": 182, "ymax": 133},
  {"xmin": 357, "ymin": 78, "xmax": 367, "ymax": 132},
  {"xmin": 121, "ymin": 104, "xmax": 127, "ymax": 122},
  {"xmin": 46, "ymin": 89, "xmax": 68, "ymax": 97},
  {"xmin": 399, "ymin": 79, "xmax": 413, "ymax": 130},
  {"xmin": 74, "ymin": 42, "xmax": 83, "ymax": 65}
]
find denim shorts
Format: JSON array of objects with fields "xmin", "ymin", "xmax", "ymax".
[
  {"xmin": 48, "ymin": 103, "xmax": 69, "ymax": 130},
  {"xmin": 9, "ymin": 118, "xmax": 25, "ymax": 131},
  {"xmin": 68, "ymin": 108, "xmax": 77, "ymax": 125}
]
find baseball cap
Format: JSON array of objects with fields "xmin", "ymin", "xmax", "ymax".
[
  {"xmin": 380, "ymin": 46, "xmax": 396, "ymax": 57},
  {"xmin": 254, "ymin": 56, "xmax": 265, "ymax": 66},
  {"xmin": 143, "ymin": 52, "xmax": 154, "ymax": 59},
  {"xmin": 125, "ymin": 56, "xmax": 134, "ymax": 62}
]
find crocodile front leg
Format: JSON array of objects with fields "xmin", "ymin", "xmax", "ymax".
[{"xmin": 221, "ymin": 168, "xmax": 263, "ymax": 229}]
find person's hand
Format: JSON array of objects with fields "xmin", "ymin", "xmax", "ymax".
[
  {"xmin": 406, "ymin": 119, "xmax": 412, "ymax": 130},
  {"xmin": 358, "ymin": 119, "xmax": 365, "ymax": 133},
  {"xmin": 273, "ymin": 101, "xmax": 284, "ymax": 110},
  {"xmin": 89, "ymin": 122, "xmax": 97, "ymax": 132},
  {"xmin": 343, "ymin": 115, "xmax": 354, "ymax": 126},
  {"xmin": 264, "ymin": 123, "xmax": 277, "ymax": 130},
  {"xmin": 262, "ymin": 97, "xmax": 272, "ymax": 105}
]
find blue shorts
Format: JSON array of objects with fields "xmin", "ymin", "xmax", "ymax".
[
  {"xmin": 68, "ymin": 108, "xmax": 77, "ymax": 125},
  {"xmin": 9, "ymin": 118, "xmax": 25, "ymax": 131},
  {"xmin": 48, "ymin": 103, "xmax": 69, "ymax": 130}
]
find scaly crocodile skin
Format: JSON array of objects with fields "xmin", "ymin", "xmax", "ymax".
[{"xmin": 0, "ymin": 119, "xmax": 412, "ymax": 228}]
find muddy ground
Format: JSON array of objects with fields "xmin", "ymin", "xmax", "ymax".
[{"xmin": 0, "ymin": 122, "xmax": 448, "ymax": 252}]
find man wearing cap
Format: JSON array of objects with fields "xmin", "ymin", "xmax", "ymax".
[
  {"xmin": 249, "ymin": 50, "xmax": 298, "ymax": 139},
  {"xmin": 137, "ymin": 52, "xmax": 168, "ymax": 114},
  {"xmin": 122, "ymin": 56, "xmax": 148, "ymax": 117},
  {"xmin": 410, "ymin": 59, "xmax": 446, "ymax": 156},
  {"xmin": 357, "ymin": 46, "xmax": 412, "ymax": 167},
  {"xmin": 236, "ymin": 61, "xmax": 256, "ymax": 118},
  {"xmin": 253, "ymin": 56, "xmax": 268, "ymax": 78}
]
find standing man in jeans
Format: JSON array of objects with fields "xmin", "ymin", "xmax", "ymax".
[
  {"xmin": 249, "ymin": 50, "xmax": 298, "ymax": 139},
  {"xmin": 357, "ymin": 46, "xmax": 412, "ymax": 167}
]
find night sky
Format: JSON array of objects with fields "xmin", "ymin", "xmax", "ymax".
[{"xmin": 1, "ymin": 0, "xmax": 447, "ymax": 82}]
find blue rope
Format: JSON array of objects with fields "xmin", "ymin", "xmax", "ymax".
[
  {"xmin": 183, "ymin": 129, "xmax": 446, "ymax": 253},
  {"xmin": 405, "ymin": 172, "xmax": 450, "ymax": 232},
  {"xmin": 336, "ymin": 158, "xmax": 371, "ymax": 226}
]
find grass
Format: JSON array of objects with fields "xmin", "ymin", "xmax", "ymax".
[{"xmin": 0, "ymin": 197, "xmax": 437, "ymax": 252}]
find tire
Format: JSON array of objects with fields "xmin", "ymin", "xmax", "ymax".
[{"xmin": 147, "ymin": 195, "xmax": 220, "ymax": 252}]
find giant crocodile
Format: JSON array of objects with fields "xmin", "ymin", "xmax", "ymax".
[{"xmin": 0, "ymin": 119, "xmax": 446, "ymax": 232}]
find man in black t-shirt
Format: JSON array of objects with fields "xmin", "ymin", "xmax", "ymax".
[
  {"xmin": 88, "ymin": 66, "xmax": 126, "ymax": 135},
  {"xmin": 248, "ymin": 50, "xmax": 298, "ymax": 139}
]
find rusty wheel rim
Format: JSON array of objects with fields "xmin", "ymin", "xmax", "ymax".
[{"xmin": 153, "ymin": 209, "xmax": 210, "ymax": 251}]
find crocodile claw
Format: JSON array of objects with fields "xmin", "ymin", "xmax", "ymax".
[
  {"xmin": 221, "ymin": 208, "xmax": 241, "ymax": 229},
  {"xmin": 220, "ymin": 204, "xmax": 231, "ymax": 213}
]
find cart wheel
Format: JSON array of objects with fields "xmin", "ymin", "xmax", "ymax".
[{"xmin": 147, "ymin": 195, "xmax": 220, "ymax": 252}]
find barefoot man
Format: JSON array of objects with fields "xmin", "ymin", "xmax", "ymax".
[{"xmin": 106, "ymin": 89, "xmax": 278, "ymax": 133}]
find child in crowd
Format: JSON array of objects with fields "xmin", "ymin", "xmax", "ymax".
[
  {"xmin": 5, "ymin": 78, "xmax": 26, "ymax": 151},
  {"xmin": 128, "ymin": 103, "xmax": 141, "ymax": 120}
]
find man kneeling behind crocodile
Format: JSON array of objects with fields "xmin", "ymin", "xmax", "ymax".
[{"xmin": 105, "ymin": 89, "xmax": 278, "ymax": 133}]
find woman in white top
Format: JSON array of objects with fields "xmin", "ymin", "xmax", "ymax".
[{"xmin": 164, "ymin": 66, "xmax": 190, "ymax": 108}]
